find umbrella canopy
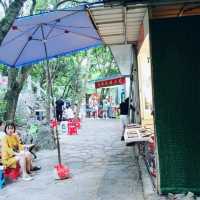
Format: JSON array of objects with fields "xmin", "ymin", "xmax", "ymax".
[
  {"xmin": 0, "ymin": 7, "xmax": 102, "ymax": 67},
  {"xmin": 0, "ymin": 6, "xmax": 102, "ymax": 166}
]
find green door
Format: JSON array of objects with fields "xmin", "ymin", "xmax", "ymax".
[{"xmin": 150, "ymin": 15, "xmax": 200, "ymax": 194}]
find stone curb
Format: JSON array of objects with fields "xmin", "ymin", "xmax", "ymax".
[
  {"xmin": 133, "ymin": 145, "xmax": 166, "ymax": 200},
  {"xmin": 138, "ymin": 154, "xmax": 157, "ymax": 200}
]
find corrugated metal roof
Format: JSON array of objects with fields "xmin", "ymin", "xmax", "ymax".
[{"xmin": 88, "ymin": 5, "xmax": 147, "ymax": 45}]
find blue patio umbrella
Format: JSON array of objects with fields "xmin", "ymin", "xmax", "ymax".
[
  {"xmin": 0, "ymin": 7, "xmax": 102, "ymax": 67},
  {"xmin": 0, "ymin": 6, "xmax": 102, "ymax": 168}
]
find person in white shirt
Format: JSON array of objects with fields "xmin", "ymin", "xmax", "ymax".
[{"xmin": 63, "ymin": 105, "xmax": 74, "ymax": 120}]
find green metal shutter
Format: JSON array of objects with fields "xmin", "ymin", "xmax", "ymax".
[{"xmin": 150, "ymin": 15, "xmax": 200, "ymax": 194}]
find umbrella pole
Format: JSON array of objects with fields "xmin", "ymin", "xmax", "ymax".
[
  {"xmin": 46, "ymin": 59, "xmax": 62, "ymax": 165},
  {"xmin": 41, "ymin": 24, "xmax": 62, "ymax": 165}
]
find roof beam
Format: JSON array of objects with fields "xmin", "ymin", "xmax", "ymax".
[
  {"xmin": 101, "ymin": 33, "xmax": 124, "ymax": 37},
  {"xmin": 86, "ymin": 8, "xmax": 106, "ymax": 44},
  {"xmin": 96, "ymin": 20, "xmax": 123, "ymax": 25},
  {"xmin": 123, "ymin": 6, "xmax": 127, "ymax": 44}
]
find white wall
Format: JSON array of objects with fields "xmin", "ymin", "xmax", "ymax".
[
  {"xmin": 110, "ymin": 44, "xmax": 133, "ymax": 76},
  {"xmin": 137, "ymin": 10, "xmax": 153, "ymax": 126}
]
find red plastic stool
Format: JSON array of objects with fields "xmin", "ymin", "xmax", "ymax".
[
  {"xmin": 148, "ymin": 135, "xmax": 155, "ymax": 153},
  {"xmin": 150, "ymin": 168, "xmax": 156, "ymax": 177},
  {"xmin": 54, "ymin": 164, "xmax": 70, "ymax": 180},
  {"xmin": 67, "ymin": 121, "xmax": 77, "ymax": 135},
  {"xmin": 4, "ymin": 164, "xmax": 20, "ymax": 180},
  {"xmin": 74, "ymin": 118, "xmax": 81, "ymax": 129}
]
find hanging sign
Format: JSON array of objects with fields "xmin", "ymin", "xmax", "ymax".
[{"xmin": 95, "ymin": 77, "xmax": 126, "ymax": 89}]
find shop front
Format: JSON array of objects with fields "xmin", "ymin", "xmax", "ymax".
[
  {"xmin": 94, "ymin": 75, "xmax": 128, "ymax": 118},
  {"xmin": 89, "ymin": 0, "xmax": 200, "ymax": 194}
]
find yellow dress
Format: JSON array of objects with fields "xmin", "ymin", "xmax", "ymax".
[{"xmin": 1, "ymin": 134, "xmax": 24, "ymax": 168}]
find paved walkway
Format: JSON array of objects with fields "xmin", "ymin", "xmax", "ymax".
[{"xmin": 0, "ymin": 118, "xmax": 144, "ymax": 200}]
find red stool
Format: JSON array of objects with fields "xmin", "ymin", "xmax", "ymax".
[
  {"xmin": 74, "ymin": 118, "xmax": 81, "ymax": 129},
  {"xmin": 67, "ymin": 121, "xmax": 77, "ymax": 135},
  {"xmin": 148, "ymin": 136, "xmax": 155, "ymax": 153},
  {"xmin": 150, "ymin": 168, "xmax": 156, "ymax": 177},
  {"xmin": 148, "ymin": 136, "xmax": 156, "ymax": 177},
  {"xmin": 4, "ymin": 164, "xmax": 20, "ymax": 180}
]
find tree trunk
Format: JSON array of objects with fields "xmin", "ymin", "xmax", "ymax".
[
  {"xmin": 4, "ymin": 67, "xmax": 30, "ymax": 121},
  {"xmin": 4, "ymin": 86, "xmax": 21, "ymax": 121},
  {"xmin": 0, "ymin": 0, "xmax": 27, "ymax": 45}
]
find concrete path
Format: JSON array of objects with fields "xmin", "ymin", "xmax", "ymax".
[{"xmin": 0, "ymin": 118, "xmax": 144, "ymax": 200}]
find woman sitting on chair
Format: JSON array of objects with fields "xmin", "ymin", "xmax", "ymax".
[{"xmin": 1, "ymin": 122, "xmax": 36, "ymax": 181}]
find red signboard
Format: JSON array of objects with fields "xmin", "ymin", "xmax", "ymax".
[{"xmin": 95, "ymin": 77, "xmax": 126, "ymax": 88}]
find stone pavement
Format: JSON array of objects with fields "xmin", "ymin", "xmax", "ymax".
[{"xmin": 0, "ymin": 118, "xmax": 144, "ymax": 200}]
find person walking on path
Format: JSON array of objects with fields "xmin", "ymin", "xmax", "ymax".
[
  {"xmin": 102, "ymin": 98, "xmax": 109, "ymax": 119},
  {"xmin": 56, "ymin": 98, "xmax": 64, "ymax": 122},
  {"xmin": 119, "ymin": 98, "xmax": 129, "ymax": 141}
]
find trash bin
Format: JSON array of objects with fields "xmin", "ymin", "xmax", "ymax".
[{"xmin": 60, "ymin": 121, "xmax": 68, "ymax": 134}]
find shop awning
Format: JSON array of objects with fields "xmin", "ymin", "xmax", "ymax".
[
  {"xmin": 88, "ymin": 1, "xmax": 200, "ymax": 46},
  {"xmin": 88, "ymin": 4, "xmax": 147, "ymax": 45}
]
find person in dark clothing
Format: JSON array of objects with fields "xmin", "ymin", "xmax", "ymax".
[
  {"xmin": 56, "ymin": 98, "xmax": 64, "ymax": 121},
  {"xmin": 119, "ymin": 98, "xmax": 129, "ymax": 141}
]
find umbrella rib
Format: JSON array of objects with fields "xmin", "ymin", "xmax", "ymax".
[
  {"xmin": 47, "ymin": 23, "xmax": 91, "ymax": 29},
  {"xmin": 1, "ymin": 27, "xmax": 35, "ymax": 47},
  {"xmin": 41, "ymin": 24, "xmax": 48, "ymax": 60},
  {"xmin": 43, "ymin": 10, "xmax": 84, "ymax": 40},
  {"xmin": 48, "ymin": 10, "xmax": 82, "ymax": 25},
  {"xmin": 46, "ymin": 32, "xmax": 66, "ymax": 40},
  {"xmin": 66, "ymin": 30, "xmax": 101, "ymax": 41},
  {"xmin": 46, "ymin": 21, "xmax": 59, "ymax": 39},
  {"xmin": 16, "ymin": 10, "xmax": 81, "ymax": 29},
  {"xmin": 13, "ymin": 26, "xmax": 41, "ymax": 66},
  {"xmin": 48, "ymin": 26, "xmax": 101, "ymax": 41},
  {"xmin": 45, "ymin": 22, "xmax": 93, "ymax": 40}
]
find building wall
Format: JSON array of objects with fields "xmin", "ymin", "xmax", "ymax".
[
  {"xmin": 150, "ymin": 15, "xmax": 200, "ymax": 194},
  {"xmin": 137, "ymin": 10, "xmax": 153, "ymax": 126},
  {"xmin": 131, "ymin": 47, "xmax": 141, "ymax": 123}
]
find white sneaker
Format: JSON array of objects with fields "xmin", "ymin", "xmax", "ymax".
[{"xmin": 22, "ymin": 175, "xmax": 33, "ymax": 181}]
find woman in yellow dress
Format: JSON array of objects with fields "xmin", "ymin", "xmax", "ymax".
[{"xmin": 1, "ymin": 122, "xmax": 33, "ymax": 181}]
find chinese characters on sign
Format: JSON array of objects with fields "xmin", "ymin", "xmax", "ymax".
[{"xmin": 95, "ymin": 77, "xmax": 126, "ymax": 88}]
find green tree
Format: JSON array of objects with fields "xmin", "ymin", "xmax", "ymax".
[
  {"xmin": 0, "ymin": 0, "xmax": 28, "ymax": 45},
  {"xmin": 89, "ymin": 46, "xmax": 120, "ymax": 99},
  {"xmin": 0, "ymin": 0, "xmax": 37, "ymax": 121}
]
